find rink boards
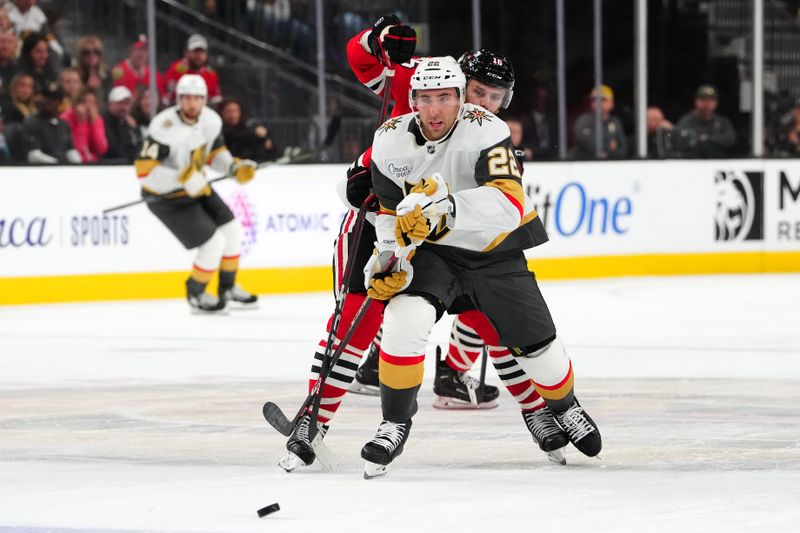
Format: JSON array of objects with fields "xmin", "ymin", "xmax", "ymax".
[{"xmin": 1, "ymin": 159, "xmax": 799, "ymax": 304}]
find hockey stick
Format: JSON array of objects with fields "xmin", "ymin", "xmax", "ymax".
[
  {"xmin": 262, "ymin": 264, "xmax": 393, "ymax": 436},
  {"xmin": 102, "ymin": 151, "xmax": 314, "ymax": 214},
  {"xmin": 476, "ymin": 345, "xmax": 488, "ymax": 405},
  {"xmin": 262, "ymin": 196, "xmax": 384, "ymax": 437}
]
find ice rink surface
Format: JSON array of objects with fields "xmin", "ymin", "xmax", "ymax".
[{"xmin": 1, "ymin": 273, "xmax": 799, "ymax": 533}]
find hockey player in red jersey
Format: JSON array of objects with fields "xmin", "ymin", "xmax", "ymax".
[{"xmin": 360, "ymin": 56, "xmax": 601, "ymax": 478}]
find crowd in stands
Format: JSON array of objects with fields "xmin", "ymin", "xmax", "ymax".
[
  {"xmin": 3, "ymin": 0, "xmax": 800, "ymax": 165},
  {"xmin": 0, "ymin": 0, "xmax": 278, "ymax": 166}
]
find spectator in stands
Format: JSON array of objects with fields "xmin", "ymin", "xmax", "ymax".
[
  {"xmin": 39, "ymin": 4, "xmax": 69, "ymax": 69},
  {"xmin": 21, "ymin": 81, "xmax": 80, "ymax": 163},
  {"xmin": 507, "ymin": 117, "xmax": 533, "ymax": 161},
  {"xmin": 7, "ymin": 0, "xmax": 47, "ymax": 39},
  {"xmin": 522, "ymin": 83, "xmax": 556, "ymax": 160},
  {"xmin": 0, "ymin": 31, "xmax": 18, "ymax": 97},
  {"xmin": 58, "ymin": 67, "xmax": 83, "ymax": 112},
  {"xmin": 103, "ymin": 85, "xmax": 141, "ymax": 163},
  {"xmin": 164, "ymin": 34, "xmax": 221, "ymax": 105},
  {"xmin": 75, "ymin": 35, "xmax": 110, "ymax": 96},
  {"xmin": 111, "ymin": 35, "xmax": 165, "ymax": 101},
  {"xmin": 781, "ymin": 105, "xmax": 800, "ymax": 155},
  {"xmin": 60, "ymin": 87, "xmax": 107, "ymax": 163},
  {"xmin": 0, "ymin": 4, "xmax": 14, "ymax": 33},
  {"xmin": 572, "ymin": 84, "xmax": 628, "ymax": 159},
  {"xmin": 646, "ymin": 106, "xmax": 674, "ymax": 158},
  {"xmin": 0, "ymin": 72, "xmax": 35, "ymax": 124},
  {"xmin": 674, "ymin": 85, "xmax": 736, "ymax": 158},
  {"xmin": 220, "ymin": 98, "xmax": 277, "ymax": 162},
  {"xmin": 0, "ymin": 115, "xmax": 11, "ymax": 162},
  {"xmin": 131, "ymin": 85, "xmax": 157, "ymax": 138},
  {"xmin": 17, "ymin": 32, "xmax": 58, "ymax": 95}
]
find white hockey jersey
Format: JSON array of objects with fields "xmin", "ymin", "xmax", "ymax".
[
  {"xmin": 134, "ymin": 105, "xmax": 233, "ymax": 195},
  {"xmin": 370, "ymin": 103, "xmax": 547, "ymax": 255}
]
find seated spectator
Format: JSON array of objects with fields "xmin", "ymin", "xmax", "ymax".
[
  {"xmin": 21, "ymin": 81, "xmax": 80, "ymax": 163},
  {"xmin": 0, "ymin": 73, "xmax": 36, "ymax": 124},
  {"xmin": 75, "ymin": 35, "xmax": 110, "ymax": 96},
  {"xmin": 103, "ymin": 85, "xmax": 141, "ymax": 163},
  {"xmin": 507, "ymin": 117, "xmax": 533, "ymax": 161},
  {"xmin": 60, "ymin": 87, "xmax": 107, "ymax": 163},
  {"xmin": 17, "ymin": 32, "xmax": 58, "ymax": 95},
  {"xmin": 220, "ymin": 98, "xmax": 277, "ymax": 162},
  {"xmin": 521, "ymin": 83, "xmax": 556, "ymax": 160},
  {"xmin": 572, "ymin": 84, "xmax": 628, "ymax": 159},
  {"xmin": 646, "ymin": 106, "xmax": 674, "ymax": 158},
  {"xmin": 7, "ymin": 0, "xmax": 47, "ymax": 39},
  {"xmin": 0, "ymin": 115, "xmax": 12, "ymax": 162},
  {"xmin": 131, "ymin": 85, "xmax": 158, "ymax": 137},
  {"xmin": 674, "ymin": 85, "xmax": 736, "ymax": 158},
  {"xmin": 781, "ymin": 105, "xmax": 800, "ymax": 155},
  {"xmin": 111, "ymin": 35, "xmax": 165, "ymax": 102},
  {"xmin": 164, "ymin": 34, "xmax": 221, "ymax": 105},
  {"xmin": 58, "ymin": 67, "xmax": 83, "ymax": 112},
  {"xmin": 0, "ymin": 31, "xmax": 18, "ymax": 97}
]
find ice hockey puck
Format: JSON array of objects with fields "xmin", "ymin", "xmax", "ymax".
[{"xmin": 257, "ymin": 503, "xmax": 280, "ymax": 517}]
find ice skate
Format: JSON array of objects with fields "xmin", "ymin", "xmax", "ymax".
[
  {"xmin": 433, "ymin": 350, "xmax": 499, "ymax": 410},
  {"xmin": 522, "ymin": 407, "xmax": 569, "ymax": 465},
  {"xmin": 187, "ymin": 291, "xmax": 228, "ymax": 314},
  {"xmin": 553, "ymin": 399, "xmax": 602, "ymax": 458},
  {"xmin": 350, "ymin": 344, "xmax": 380, "ymax": 396},
  {"xmin": 280, "ymin": 414, "xmax": 330, "ymax": 472},
  {"xmin": 220, "ymin": 285, "xmax": 259, "ymax": 309},
  {"xmin": 361, "ymin": 419, "xmax": 412, "ymax": 479}
]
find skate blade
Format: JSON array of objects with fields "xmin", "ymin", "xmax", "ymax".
[
  {"xmin": 363, "ymin": 461, "xmax": 388, "ymax": 479},
  {"xmin": 278, "ymin": 451, "xmax": 305, "ymax": 472},
  {"xmin": 432, "ymin": 396, "xmax": 499, "ymax": 410},
  {"xmin": 546, "ymin": 446, "xmax": 567, "ymax": 465},
  {"xmin": 349, "ymin": 382, "xmax": 380, "ymax": 396},
  {"xmin": 227, "ymin": 301, "xmax": 259, "ymax": 310},
  {"xmin": 190, "ymin": 307, "xmax": 230, "ymax": 315}
]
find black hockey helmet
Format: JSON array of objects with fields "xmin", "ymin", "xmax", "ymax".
[{"xmin": 458, "ymin": 48, "xmax": 515, "ymax": 108}]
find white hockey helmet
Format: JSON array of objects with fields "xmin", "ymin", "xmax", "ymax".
[
  {"xmin": 408, "ymin": 56, "xmax": 466, "ymax": 110},
  {"xmin": 175, "ymin": 74, "xmax": 207, "ymax": 100}
]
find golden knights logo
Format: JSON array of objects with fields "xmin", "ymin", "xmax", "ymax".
[
  {"xmin": 378, "ymin": 117, "xmax": 402, "ymax": 135},
  {"xmin": 463, "ymin": 108, "xmax": 492, "ymax": 126}
]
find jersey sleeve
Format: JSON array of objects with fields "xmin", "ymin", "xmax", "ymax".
[
  {"xmin": 347, "ymin": 30, "xmax": 388, "ymax": 95},
  {"xmin": 370, "ymin": 158, "xmax": 405, "ymax": 252},
  {"xmin": 206, "ymin": 126, "xmax": 233, "ymax": 173},
  {"xmin": 449, "ymin": 134, "xmax": 525, "ymax": 233},
  {"xmin": 134, "ymin": 135, "xmax": 171, "ymax": 178}
]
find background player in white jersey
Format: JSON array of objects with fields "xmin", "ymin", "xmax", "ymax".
[
  {"xmin": 360, "ymin": 57, "xmax": 601, "ymax": 478},
  {"xmin": 134, "ymin": 74, "xmax": 258, "ymax": 313}
]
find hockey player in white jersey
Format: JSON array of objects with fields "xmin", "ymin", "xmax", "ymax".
[
  {"xmin": 134, "ymin": 74, "xmax": 259, "ymax": 313},
  {"xmin": 360, "ymin": 57, "xmax": 602, "ymax": 478}
]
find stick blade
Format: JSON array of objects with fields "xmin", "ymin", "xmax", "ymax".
[{"xmin": 262, "ymin": 402, "xmax": 294, "ymax": 436}]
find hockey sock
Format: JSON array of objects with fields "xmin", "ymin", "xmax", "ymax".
[
  {"xmin": 379, "ymin": 350, "xmax": 424, "ymax": 422},
  {"xmin": 512, "ymin": 336, "xmax": 574, "ymax": 413},
  {"xmin": 217, "ymin": 255, "xmax": 239, "ymax": 295},
  {"xmin": 308, "ymin": 292, "xmax": 384, "ymax": 424},
  {"xmin": 186, "ymin": 265, "xmax": 215, "ymax": 297},
  {"xmin": 446, "ymin": 311, "xmax": 495, "ymax": 371},
  {"xmin": 489, "ymin": 346, "xmax": 546, "ymax": 411}
]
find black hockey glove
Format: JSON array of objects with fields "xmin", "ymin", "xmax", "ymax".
[
  {"xmin": 367, "ymin": 15, "xmax": 416, "ymax": 66},
  {"xmin": 346, "ymin": 163, "xmax": 373, "ymax": 208}
]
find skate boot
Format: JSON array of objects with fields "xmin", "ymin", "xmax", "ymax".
[
  {"xmin": 433, "ymin": 350, "xmax": 499, "ymax": 409},
  {"xmin": 279, "ymin": 413, "xmax": 329, "ymax": 472},
  {"xmin": 220, "ymin": 285, "xmax": 259, "ymax": 309},
  {"xmin": 361, "ymin": 419, "xmax": 412, "ymax": 479},
  {"xmin": 186, "ymin": 278, "xmax": 227, "ymax": 314},
  {"xmin": 522, "ymin": 407, "xmax": 570, "ymax": 465},
  {"xmin": 553, "ymin": 398, "xmax": 602, "ymax": 457},
  {"xmin": 350, "ymin": 343, "xmax": 379, "ymax": 396}
]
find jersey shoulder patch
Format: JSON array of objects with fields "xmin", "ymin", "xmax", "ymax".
[{"xmin": 462, "ymin": 106, "xmax": 494, "ymax": 127}]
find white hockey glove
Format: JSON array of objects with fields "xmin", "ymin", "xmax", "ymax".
[
  {"xmin": 231, "ymin": 157, "xmax": 257, "ymax": 184},
  {"xmin": 396, "ymin": 173, "xmax": 454, "ymax": 240},
  {"xmin": 363, "ymin": 244, "xmax": 415, "ymax": 301}
]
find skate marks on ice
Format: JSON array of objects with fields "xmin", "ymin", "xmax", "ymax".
[{"xmin": 2, "ymin": 377, "xmax": 799, "ymax": 472}]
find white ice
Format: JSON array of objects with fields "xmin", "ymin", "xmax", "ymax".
[{"xmin": 1, "ymin": 274, "xmax": 799, "ymax": 533}]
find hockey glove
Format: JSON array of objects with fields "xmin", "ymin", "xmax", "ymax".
[
  {"xmin": 364, "ymin": 247, "xmax": 414, "ymax": 301},
  {"xmin": 345, "ymin": 163, "xmax": 373, "ymax": 208},
  {"xmin": 397, "ymin": 173, "xmax": 454, "ymax": 230},
  {"xmin": 180, "ymin": 146, "xmax": 211, "ymax": 197},
  {"xmin": 395, "ymin": 204, "xmax": 430, "ymax": 246},
  {"xmin": 231, "ymin": 158, "xmax": 257, "ymax": 184},
  {"xmin": 367, "ymin": 15, "xmax": 416, "ymax": 65}
]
